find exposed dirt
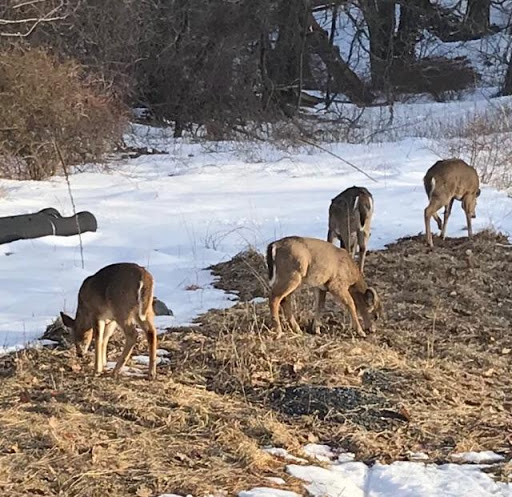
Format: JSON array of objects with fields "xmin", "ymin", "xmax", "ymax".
[{"xmin": 1, "ymin": 231, "xmax": 511, "ymax": 496}]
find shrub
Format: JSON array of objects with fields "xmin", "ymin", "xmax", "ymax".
[
  {"xmin": 436, "ymin": 104, "xmax": 512, "ymax": 189},
  {"xmin": 0, "ymin": 47, "xmax": 127, "ymax": 180}
]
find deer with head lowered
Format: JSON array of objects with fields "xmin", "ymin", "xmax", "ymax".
[
  {"xmin": 424, "ymin": 159, "xmax": 480, "ymax": 247},
  {"xmin": 267, "ymin": 236, "xmax": 381, "ymax": 337},
  {"xmin": 60, "ymin": 262, "xmax": 158, "ymax": 380},
  {"xmin": 327, "ymin": 186, "xmax": 373, "ymax": 273}
]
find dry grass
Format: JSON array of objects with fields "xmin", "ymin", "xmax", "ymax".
[{"xmin": 1, "ymin": 231, "xmax": 511, "ymax": 495}]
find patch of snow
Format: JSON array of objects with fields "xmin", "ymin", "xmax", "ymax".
[
  {"xmin": 132, "ymin": 355, "xmax": 170, "ymax": 366},
  {"xmin": 451, "ymin": 451, "xmax": 506, "ymax": 464},
  {"xmin": 264, "ymin": 477, "xmax": 286, "ymax": 485},
  {"xmin": 250, "ymin": 297, "xmax": 267, "ymax": 305},
  {"xmin": 287, "ymin": 463, "xmax": 365, "ymax": 497},
  {"xmin": 286, "ymin": 458, "xmax": 512, "ymax": 497},
  {"xmin": 408, "ymin": 452, "xmax": 430, "ymax": 461},
  {"xmin": 263, "ymin": 448, "xmax": 307, "ymax": 463},
  {"xmin": 103, "ymin": 361, "xmax": 145, "ymax": 377},
  {"xmin": 303, "ymin": 443, "xmax": 337, "ymax": 462},
  {"xmin": 159, "ymin": 494, "xmax": 193, "ymax": 497},
  {"xmin": 0, "ymin": 338, "xmax": 57, "ymax": 357},
  {"xmin": 239, "ymin": 488, "xmax": 300, "ymax": 497},
  {"xmin": 336, "ymin": 452, "xmax": 356, "ymax": 464}
]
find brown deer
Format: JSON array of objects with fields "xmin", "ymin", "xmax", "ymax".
[
  {"xmin": 424, "ymin": 159, "xmax": 480, "ymax": 247},
  {"xmin": 60, "ymin": 262, "xmax": 158, "ymax": 380},
  {"xmin": 327, "ymin": 186, "xmax": 374, "ymax": 273},
  {"xmin": 266, "ymin": 236, "xmax": 381, "ymax": 337}
]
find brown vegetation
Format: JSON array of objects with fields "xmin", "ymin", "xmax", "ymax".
[
  {"xmin": 0, "ymin": 47, "xmax": 126, "ymax": 180},
  {"xmin": 0, "ymin": 231, "xmax": 511, "ymax": 495}
]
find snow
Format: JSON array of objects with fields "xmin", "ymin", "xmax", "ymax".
[
  {"xmin": 239, "ymin": 489, "xmax": 300, "ymax": 497},
  {"xmin": 451, "ymin": 451, "xmax": 506, "ymax": 464},
  {"xmin": 303, "ymin": 443, "xmax": 338, "ymax": 462},
  {"xmin": 0, "ymin": 131, "xmax": 511, "ymax": 355},
  {"xmin": 287, "ymin": 460, "xmax": 512, "ymax": 497},
  {"xmin": 263, "ymin": 447, "xmax": 307, "ymax": 463},
  {"xmin": 157, "ymin": 446, "xmax": 508, "ymax": 497}
]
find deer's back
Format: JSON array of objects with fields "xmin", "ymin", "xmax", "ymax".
[
  {"xmin": 329, "ymin": 187, "xmax": 373, "ymax": 231},
  {"xmin": 79, "ymin": 263, "xmax": 152, "ymax": 320},
  {"xmin": 274, "ymin": 236, "xmax": 361, "ymax": 286},
  {"xmin": 424, "ymin": 159, "xmax": 479, "ymax": 198}
]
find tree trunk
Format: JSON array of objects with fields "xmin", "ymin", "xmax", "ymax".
[
  {"xmin": 503, "ymin": 58, "xmax": 512, "ymax": 96},
  {"xmin": 308, "ymin": 15, "xmax": 374, "ymax": 105},
  {"xmin": 271, "ymin": 0, "xmax": 311, "ymax": 88},
  {"xmin": 465, "ymin": 0, "xmax": 490, "ymax": 34},
  {"xmin": 394, "ymin": 2, "xmax": 420, "ymax": 63},
  {"xmin": 360, "ymin": 0, "xmax": 396, "ymax": 91}
]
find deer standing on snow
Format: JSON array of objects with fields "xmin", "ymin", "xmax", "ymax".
[
  {"xmin": 327, "ymin": 186, "xmax": 374, "ymax": 273},
  {"xmin": 266, "ymin": 236, "xmax": 381, "ymax": 337},
  {"xmin": 61, "ymin": 263, "xmax": 158, "ymax": 380},
  {"xmin": 424, "ymin": 159, "xmax": 480, "ymax": 247}
]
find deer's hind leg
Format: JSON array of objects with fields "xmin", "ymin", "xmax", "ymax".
[
  {"xmin": 280, "ymin": 294, "xmax": 301, "ymax": 334},
  {"xmin": 137, "ymin": 313, "xmax": 158, "ymax": 380},
  {"xmin": 425, "ymin": 196, "xmax": 445, "ymax": 247},
  {"xmin": 113, "ymin": 323, "xmax": 138, "ymax": 378},
  {"xmin": 441, "ymin": 198, "xmax": 455, "ymax": 239},
  {"xmin": 269, "ymin": 272, "xmax": 302, "ymax": 336}
]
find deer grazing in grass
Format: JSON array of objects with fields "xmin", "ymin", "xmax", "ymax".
[
  {"xmin": 424, "ymin": 159, "xmax": 480, "ymax": 247},
  {"xmin": 60, "ymin": 263, "xmax": 158, "ymax": 380},
  {"xmin": 327, "ymin": 186, "xmax": 374, "ymax": 273},
  {"xmin": 266, "ymin": 236, "xmax": 381, "ymax": 337}
]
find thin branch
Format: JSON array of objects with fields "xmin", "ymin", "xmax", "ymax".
[
  {"xmin": 53, "ymin": 140, "xmax": 85, "ymax": 269},
  {"xmin": 12, "ymin": 0, "xmax": 48, "ymax": 10},
  {"xmin": 0, "ymin": 0, "xmax": 67, "ymax": 37},
  {"xmin": 297, "ymin": 137, "xmax": 379, "ymax": 183}
]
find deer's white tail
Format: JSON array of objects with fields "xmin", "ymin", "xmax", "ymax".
[
  {"xmin": 267, "ymin": 243, "xmax": 277, "ymax": 286},
  {"xmin": 428, "ymin": 177, "xmax": 436, "ymax": 199},
  {"xmin": 138, "ymin": 279, "xmax": 147, "ymax": 321}
]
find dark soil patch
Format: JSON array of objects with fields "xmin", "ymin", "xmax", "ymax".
[
  {"xmin": 270, "ymin": 385, "xmax": 408, "ymax": 430},
  {"xmin": 208, "ymin": 248, "xmax": 267, "ymax": 301}
]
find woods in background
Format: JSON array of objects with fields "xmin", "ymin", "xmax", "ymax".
[{"xmin": 0, "ymin": 0, "xmax": 511, "ymax": 173}]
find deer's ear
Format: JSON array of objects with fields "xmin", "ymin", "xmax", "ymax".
[
  {"xmin": 60, "ymin": 312, "xmax": 75, "ymax": 329},
  {"xmin": 364, "ymin": 287, "xmax": 378, "ymax": 308}
]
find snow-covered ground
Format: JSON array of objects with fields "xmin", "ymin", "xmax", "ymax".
[
  {"xmin": 1, "ymin": 127, "xmax": 511, "ymax": 353},
  {"xmin": 162, "ymin": 444, "xmax": 512, "ymax": 497},
  {"xmin": 0, "ymin": 126, "xmax": 511, "ymax": 353}
]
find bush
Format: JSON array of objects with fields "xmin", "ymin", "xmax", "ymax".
[
  {"xmin": 390, "ymin": 56, "xmax": 479, "ymax": 101},
  {"xmin": 0, "ymin": 47, "xmax": 127, "ymax": 180},
  {"xmin": 436, "ymin": 104, "xmax": 512, "ymax": 189}
]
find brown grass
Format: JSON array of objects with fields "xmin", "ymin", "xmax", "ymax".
[{"xmin": 0, "ymin": 231, "xmax": 511, "ymax": 495}]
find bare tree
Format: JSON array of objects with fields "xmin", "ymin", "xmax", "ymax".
[{"xmin": 0, "ymin": 0, "xmax": 73, "ymax": 38}]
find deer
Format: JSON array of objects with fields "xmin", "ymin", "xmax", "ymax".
[
  {"xmin": 60, "ymin": 262, "xmax": 158, "ymax": 380},
  {"xmin": 327, "ymin": 186, "xmax": 374, "ymax": 273},
  {"xmin": 266, "ymin": 236, "xmax": 381, "ymax": 337},
  {"xmin": 423, "ymin": 159, "xmax": 480, "ymax": 247}
]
